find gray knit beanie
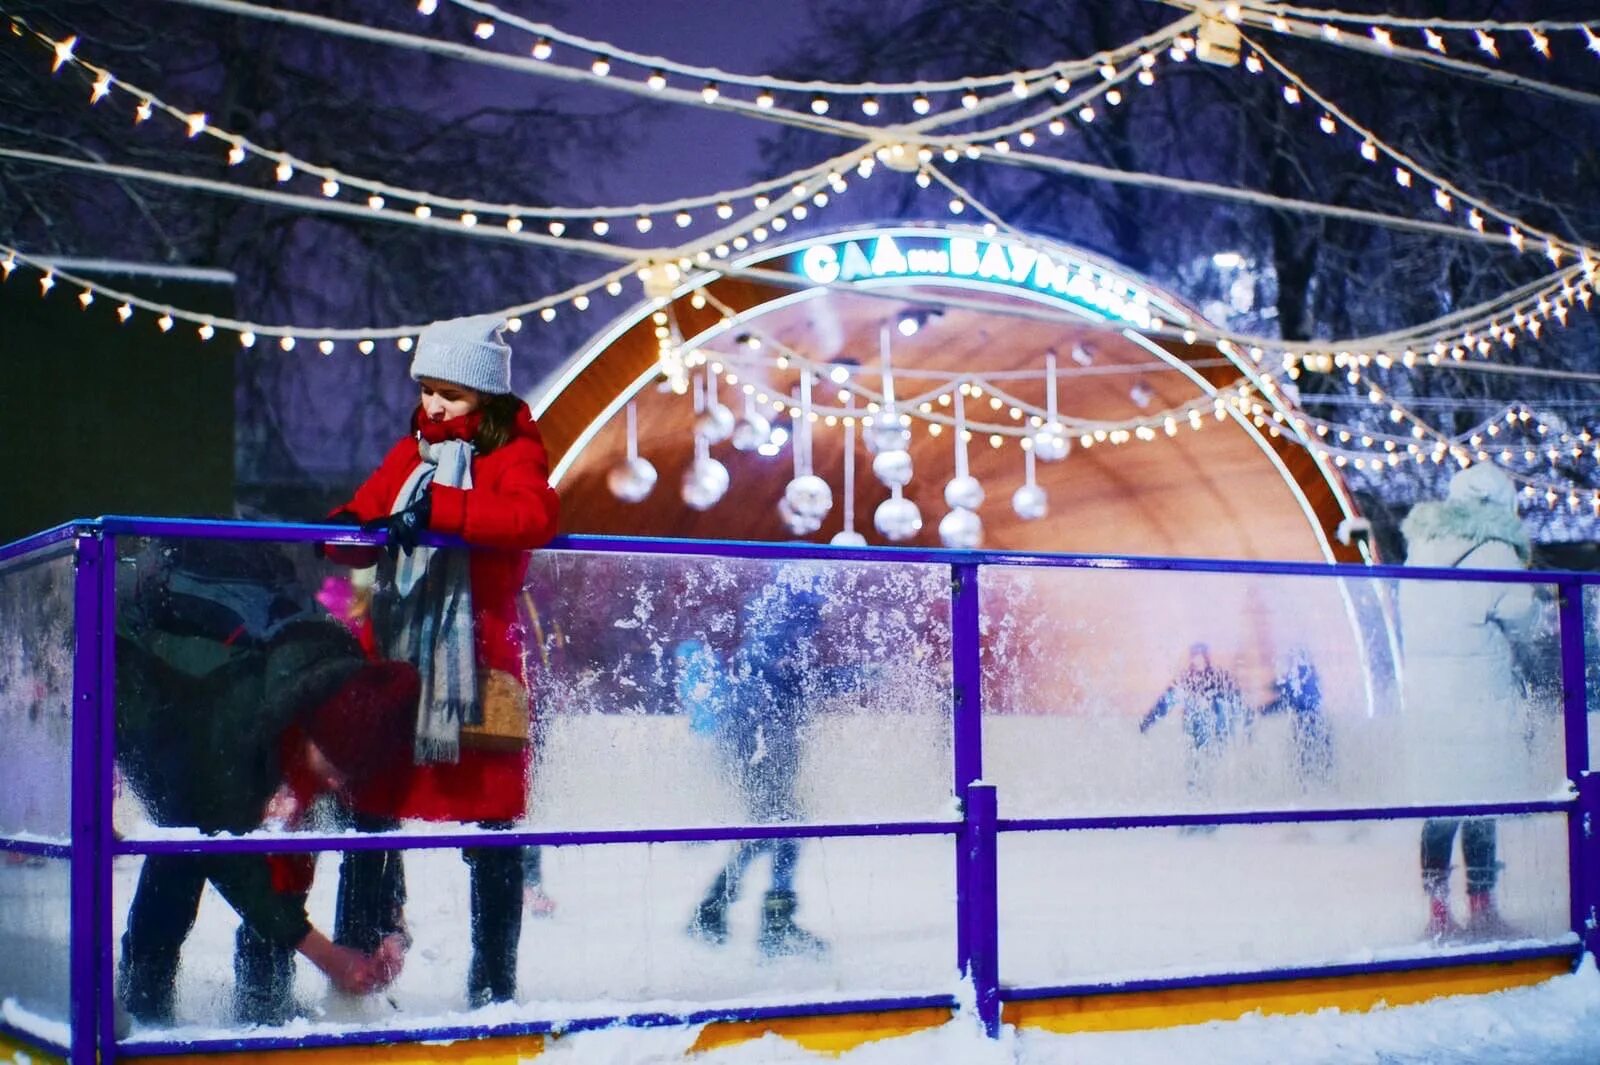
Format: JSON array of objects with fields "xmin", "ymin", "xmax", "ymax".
[{"xmin": 409, "ymin": 314, "xmax": 512, "ymax": 395}]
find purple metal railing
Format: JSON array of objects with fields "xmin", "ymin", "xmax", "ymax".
[{"xmin": 0, "ymin": 516, "xmax": 1592, "ymax": 1061}]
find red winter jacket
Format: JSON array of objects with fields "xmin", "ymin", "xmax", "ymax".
[{"xmin": 330, "ymin": 402, "xmax": 560, "ymax": 822}]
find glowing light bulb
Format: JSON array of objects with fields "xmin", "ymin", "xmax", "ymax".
[
  {"xmin": 134, "ymin": 99, "xmax": 152, "ymax": 123},
  {"xmin": 275, "ymin": 160, "xmax": 293, "ymax": 182},
  {"xmin": 861, "ymin": 96, "xmax": 879, "ymax": 116},
  {"xmin": 756, "ymin": 91, "xmax": 775, "ymax": 108},
  {"xmin": 702, "ymin": 82, "xmax": 720, "ymax": 103},
  {"xmin": 90, "ymin": 72, "xmax": 112, "ymax": 103},
  {"xmin": 912, "ymin": 94, "xmax": 930, "ymax": 114},
  {"xmin": 647, "ymin": 70, "xmax": 666, "ymax": 90},
  {"xmin": 321, "ymin": 177, "xmax": 340, "ymax": 197},
  {"xmin": 810, "ymin": 94, "xmax": 829, "ymax": 114},
  {"xmin": 591, "ymin": 56, "xmax": 610, "ymax": 76},
  {"xmin": 473, "ymin": 22, "xmax": 493, "ymax": 39},
  {"xmin": 51, "ymin": 35, "xmax": 77, "ymax": 72},
  {"xmin": 367, "ymin": 194, "xmax": 385, "ymax": 210},
  {"xmin": 532, "ymin": 38, "xmax": 552, "ymax": 60},
  {"xmin": 227, "ymin": 143, "xmax": 246, "ymax": 165}
]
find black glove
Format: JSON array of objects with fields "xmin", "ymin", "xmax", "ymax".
[{"xmin": 362, "ymin": 493, "xmax": 432, "ymax": 558}]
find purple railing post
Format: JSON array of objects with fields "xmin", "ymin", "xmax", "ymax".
[
  {"xmin": 950, "ymin": 562, "xmax": 1000, "ymax": 1035},
  {"xmin": 960, "ymin": 782, "xmax": 1000, "ymax": 1035},
  {"xmin": 69, "ymin": 529, "xmax": 105, "ymax": 1065},
  {"xmin": 1558, "ymin": 578, "xmax": 1598, "ymax": 957}
]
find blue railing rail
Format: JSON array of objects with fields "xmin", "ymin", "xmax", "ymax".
[{"xmin": 0, "ymin": 517, "xmax": 1593, "ymax": 1061}]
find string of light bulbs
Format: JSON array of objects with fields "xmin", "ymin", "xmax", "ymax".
[
  {"xmin": 1227, "ymin": 5, "xmax": 1600, "ymax": 109},
  {"xmin": 1246, "ymin": 39, "xmax": 1598, "ymax": 264},
  {"xmin": 437, "ymin": 0, "xmax": 1196, "ymax": 108},
  {"xmin": 13, "ymin": 21, "xmax": 889, "ymax": 242}
]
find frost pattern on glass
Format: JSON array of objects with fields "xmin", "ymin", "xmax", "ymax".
[
  {"xmin": 981, "ymin": 567, "xmax": 1566, "ymax": 817},
  {"xmin": 523, "ymin": 552, "xmax": 954, "ymax": 829},
  {"xmin": 0, "ymin": 854, "xmax": 71, "ymax": 1036},
  {"xmin": 998, "ymin": 814, "xmax": 1571, "ymax": 988},
  {"xmin": 0, "ymin": 549, "xmax": 75, "ymax": 841},
  {"xmin": 114, "ymin": 837, "xmax": 956, "ymax": 1032}
]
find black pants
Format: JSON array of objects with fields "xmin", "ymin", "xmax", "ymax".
[
  {"xmin": 119, "ymin": 854, "xmax": 306, "ymax": 1026},
  {"xmin": 334, "ymin": 820, "xmax": 523, "ymax": 1008},
  {"xmin": 1420, "ymin": 817, "xmax": 1498, "ymax": 895}
]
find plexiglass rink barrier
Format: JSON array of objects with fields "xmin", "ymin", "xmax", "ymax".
[{"xmin": 0, "ymin": 518, "xmax": 1595, "ymax": 1063}]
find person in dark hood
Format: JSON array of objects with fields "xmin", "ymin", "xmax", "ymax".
[{"xmin": 115, "ymin": 540, "xmax": 421, "ymax": 1027}]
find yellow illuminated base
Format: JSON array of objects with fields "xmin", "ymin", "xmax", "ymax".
[
  {"xmin": 1002, "ymin": 956, "xmax": 1573, "ymax": 1036},
  {"xmin": 4, "ymin": 957, "xmax": 1568, "ymax": 1062}
]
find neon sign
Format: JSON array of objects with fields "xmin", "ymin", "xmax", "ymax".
[{"xmin": 794, "ymin": 233, "xmax": 1157, "ymax": 329}]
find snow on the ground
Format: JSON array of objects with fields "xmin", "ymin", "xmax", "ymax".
[{"xmin": 535, "ymin": 956, "xmax": 1600, "ymax": 1065}]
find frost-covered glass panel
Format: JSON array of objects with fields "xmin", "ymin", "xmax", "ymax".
[
  {"xmin": 0, "ymin": 547, "xmax": 75, "ymax": 842},
  {"xmin": 981, "ymin": 566, "xmax": 1565, "ymax": 817},
  {"xmin": 113, "ymin": 535, "xmax": 393, "ymax": 841},
  {"xmin": 998, "ymin": 813, "xmax": 1571, "ymax": 989},
  {"xmin": 0, "ymin": 853, "xmax": 71, "ymax": 1040},
  {"xmin": 524, "ymin": 551, "xmax": 954, "ymax": 829},
  {"xmin": 1396, "ymin": 572, "xmax": 1565, "ymax": 804},
  {"xmin": 115, "ymin": 835, "xmax": 956, "ymax": 1034}
]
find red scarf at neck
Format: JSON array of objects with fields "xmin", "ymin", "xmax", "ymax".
[{"xmin": 413, "ymin": 406, "xmax": 482, "ymax": 445}]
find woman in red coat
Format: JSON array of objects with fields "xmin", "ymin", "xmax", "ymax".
[{"xmin": 327, "ymin": 313, "xmax": 558, "ymax": 1008}]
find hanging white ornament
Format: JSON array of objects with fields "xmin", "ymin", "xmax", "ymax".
[
  {"xmin": 606, "ymin": 401, "xmax": 657, "ymax": 503},
  {"xmin": 696, "ymin": 366, "xmax": 734, "ymax": 443},
  {"xmin": 785, "ymin": 474, "xmax": 834, "ymax": 520},
  {"xmin": 1032, "ymin": 423, "xmax": 1071, "ymax": 462},
  {"xmin": 1012, "ymin": 483, "xmax": 1048, "ymax": 520},
  {"xmin": 938, "ymin": 506, "xmax": 983, "ymax": 549},
  {"xmin": 681, "ymin": 435, "xmax": 729, "ymax": 510},
  {"xmin": 872, "ymin": 448, "xmax": 913, "ymax": 487},
  {"xmin": 697, "ymin": 404, "xmax": 735, "ymax": 443},
  {"xmin": 731, "ymin": 403, "xmax": 772, "ymax": 451},
  {"xmin": 1012, "ymin": 445, "xmax": 1048, "ymax": 519},
  {"xmin": 866, "ymin": 419, "xmax": 911, "ymax": 454},
  {"xmin": 945, "ymin": 474, "xmax": 985, "ymax": 510},
  {"xmin": 1033, "ymin": 350, "xmax": 1071, "ymax": 461},
  {"xmin": 832, "ymin": 391, "xmax": 867, "ymax": 547},
  {"xmin": 782, "ymin": 372, "xmax": 833, "ymax": 520},
  {"xmin": 778, "ymin": 495, "xmax": 823, "ymax": 535},
  {"xmin": 874, "ymin": 490, "xmax": 922, "ymax": 541},
  {"xmin": 944, "ymin": 390, "xmax": 984, "ymax": 510},
  {"xmin": 607, "ymin": 457, "xmax": 658, "ymax": 503},
  {"xmin": 868, "ymin": 318, "xmax": 912, "ymax": 457}
]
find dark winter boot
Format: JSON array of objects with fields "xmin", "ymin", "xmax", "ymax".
[
  {"xmin": 758, "ymin": 890, "xmax": 827, "ymax": 958},
  {"xmin": 1465, "ymin": 891, "xmax": 1522, "ymax": 942},
  {"xmin": 687, "ymin": 873, "xmax": 731, "ymax": 945},
  {"xmin": 117, "ymin": 950, "xmax": 177, "ymax": 1028},
  {"xmin": 1425, "ymin": 890, "xmax": 1463, "ymax": 943},
  {"xmin": 465, "ymin": 843, "xmax": 522, "ymax": 1009},
  {"xmin": 232, "ymin": 923, "xmax": 299, "ymax": 1026}
]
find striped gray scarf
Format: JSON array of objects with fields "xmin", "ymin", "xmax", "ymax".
[{"xmin": 381, "ymin": 436, "xmax": 480, "ymax": 764}]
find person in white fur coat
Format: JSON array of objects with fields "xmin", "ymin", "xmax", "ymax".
[{"xmin": 1398, "ymin": 462, "xmax": 1544, "ymax": 943}]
